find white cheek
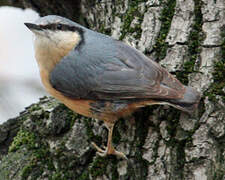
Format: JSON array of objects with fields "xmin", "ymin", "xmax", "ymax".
[
  {"xmin": 51, "ymin": 31, "xmax": 81, "ymax": 47},
  {"xmin": 34, "ymin": 31, "xmax": 81, "ymax": 52},
  {"xmin": 34, "ymin": 35, "xmax": 51, "ymax": 51},
  {"xmin": 51, "ymin": 31, "xmax": 72, "ymax": 41}
]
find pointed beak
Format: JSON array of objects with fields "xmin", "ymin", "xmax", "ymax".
[{"xmin": 24, "ymin": 23, "xmax": 42, "ymax": 31}]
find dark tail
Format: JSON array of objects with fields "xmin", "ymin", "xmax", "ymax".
[{"xmin": 167, "ymin": 86, "xmax": 201, "ymax": 114}]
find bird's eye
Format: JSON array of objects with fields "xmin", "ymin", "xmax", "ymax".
[{"xmin": 56, "ymin": 24, "xmax": 62, "ymax": 30}]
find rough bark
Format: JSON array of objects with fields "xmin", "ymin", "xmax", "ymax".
[{"xmin": 0, "ymin": 0, "xmax": 225, "ymax": 180}]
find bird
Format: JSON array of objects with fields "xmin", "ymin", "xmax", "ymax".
[{"xmin": 24, "ymin": 15, "xmax": 200, "ymax": 159}]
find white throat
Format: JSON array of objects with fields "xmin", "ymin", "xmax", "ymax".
[{"xmin": 33, "ymin": 30, "xmax": 81, "ymax": 72}]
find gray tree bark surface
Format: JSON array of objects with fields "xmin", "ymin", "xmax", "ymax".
[{"xmin": 0, "ymin": 0, "xmax": 225, "ymax": 179}]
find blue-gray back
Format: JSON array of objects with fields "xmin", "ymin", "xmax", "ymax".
[{"xmin": 50, "ymin": 28, "xmax": 184, "ymax": 100}]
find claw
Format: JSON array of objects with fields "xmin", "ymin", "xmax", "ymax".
[
  {"xmin": 112, "ymin": 150, "xmax": 128, "ymax": 160},
  {"xmin": 96, "ymin": 151, "xmax": 107, "ymax": 157},
  {"xmin": 91, "ymin": 142, "xmax": 127, "ymax": 160},
  {"xmin": 91, "ymin": 142, "xmax": 106, "ymax": 153},
  {"xmin": 91, "ymin": 123, "xmax": 128, "ymax": 160}
]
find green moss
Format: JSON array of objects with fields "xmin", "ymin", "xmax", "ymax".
[
  {"xmin": 111, "ymin": 161, "xmax": 119, "ymax": 180},
  {"xmin": 89, "ymin": 156, "xmax": 119, "ymax": 179},
  {"xmin": 119, "ymin": 0, "xmax": 146, "ymax": 40},
  {"xmin": 175, "ymin": 0, "xmax": 203, "ymax": 84},
  {"xmin": 211, "ymin": 140, "xmax": 225, "ymax": 180},
  {"xmin": 89, "ymin": 157, "xmax": 108, "ymax": 177},
  {"xmin": 112, "ymin": 119, "xmax": 123, "ymax": 145},
  {"xmin": 20, "ymin": 144, "xmax": 53, "ymax": 179},
  {"xmin": 152, "ymin": 0, "xmax": 176, "ymax": 60},
  {"xmin": 158, "ymin": 108, "xmax": 181, "ymax": 146},
  {"xmin": 57, "ymin": 103, "xmax": 78, "ymax": 128},
  {"xmin": 205, "ymin": 61, "xmax": 225, "ymax": 102},
  {"xmin": 213, "ymin": 170, "xmax": 225, "ymax": 180},
  {"xmin": 9, "ymin": 130, "xmax": 36, "ymax": 152},
  {"xmin": 206, "ymin": 60, "xmax": 225, "ymax": 101},
  {"xmin": 47, "ymin": 141, "xmax": 88, "ymax": 180},
  {"xmin": 50, "ymin": 171, "xmax": 67, "ymax": 180},
  {"xmin": 83, "ymin": 117, "xmax": 102, "ymax": 144},
  {"xmin": 19, "ymin": 143, "xmax": 51, "ymax": 178},
  {"xmin": 29, "ymin": 104, "xmax": 42, "ymax": 112},
  {"xmin": 176, "ymin": 60, "xmax": 197, "ymax": 85},
  {"xmin": 77, "ymin": 171, "xmax": 89, "ymax": 180},
  {"xmin": 21, "ymin": 162, "xmax": 37, "ymax": 179},
  {"xmin": 129, "ymin": 107, "xmax": 153, "ymax": 179},
  {"xmin": 165, "ymin": 110, "xmax": 181, "ymax": 140},
  {"xmin": 99, "ymin": 23, "xmax": 112, "ymax": 35},
  {"xmin": 8, "ymin": 128, "xmax": 56, "ymax": 178},
  {"xmin": 158, "ymin": 107, "xmax": 199, "ymax": 179},
  {"xmin": 204, "ymin": 28, "xmax": 225, "ymax": 102}
]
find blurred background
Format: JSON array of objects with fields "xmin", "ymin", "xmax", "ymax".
[{"xmin": 0, "ymin": 6, "xmax": 46, "ymax": 124}]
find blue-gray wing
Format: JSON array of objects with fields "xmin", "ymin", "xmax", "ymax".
[{"xmin": 49, "ymin": 38, "xmax": 184, "ymax": 100}]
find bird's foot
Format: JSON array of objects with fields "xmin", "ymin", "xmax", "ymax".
[{"xmin": 91, "ymin": 142, "xmax": 127, "ymax": 160}]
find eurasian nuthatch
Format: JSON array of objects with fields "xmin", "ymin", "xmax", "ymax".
[{"xmin": 25, "ymin": 15, "xmax": 200, "ymax": 159}]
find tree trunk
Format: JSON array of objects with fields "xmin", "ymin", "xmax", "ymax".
[{"xmin": 0, "ymin": 0, "xmax": 225, "ymax": 179}]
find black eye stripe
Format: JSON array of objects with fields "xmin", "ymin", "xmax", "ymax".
[
  {"xmin": 39, "ymin": 23, "xmax": 84, "ymax": 49},
  {"xmin": 56, "ymin": 24, "xmax": 62, "ymax": 30},
  {"xmin": 40, "ymin": 23, "xmax": 81, "ymax": 32}
]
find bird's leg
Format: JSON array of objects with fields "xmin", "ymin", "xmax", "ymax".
[{"xmin": 91, "ymin": 123, "xmax": 127, "ymax": 159}]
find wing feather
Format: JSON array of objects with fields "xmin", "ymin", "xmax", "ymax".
[{"xmin": 50, "ymin": 35, "xmax": 184, "ymax": 100}]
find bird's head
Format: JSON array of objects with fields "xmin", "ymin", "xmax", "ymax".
[
  {"xmin": 25, "ymin": 15, "xmax": 84, "ymax": 54},
  {"xmin": 24, "ymin": 15, "xmax": 84, "ymax": 70}
]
